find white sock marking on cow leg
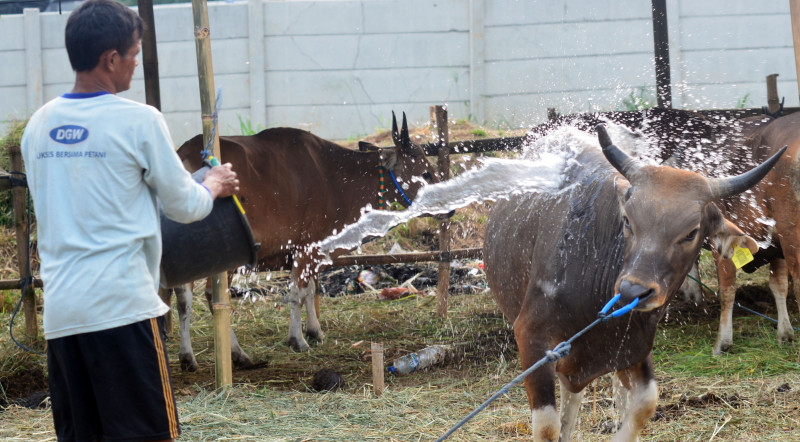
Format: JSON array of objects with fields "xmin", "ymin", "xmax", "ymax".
[
  {"xmin": 612, "ymin": 374, "xmax": 629, "ymax": 431},
  {"xmin": 559, "ymin": 380, "xmax": 584, "ymax": 441},
  {"xmin": 531, "ymin": 405, "xmax": 560, "ymax": 441},
  {"xmin": 769, "ymin": 259, "xmax": 795, "ymax": 342},
  {"xmin": 612, "ymin": 379, "xmax": 657, "ymax": 442},
  {"xmin": 287, "ymin": 280, "xmax": 310, "ymax": 352},
  {"xmin": 714, "ymin": 285, "xmax": 736, "ymax": 355},
  {"xmin": 175, "ymin": 284, "xmax": 198, "ymax": 372}
]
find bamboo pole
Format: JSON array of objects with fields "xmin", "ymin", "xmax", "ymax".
[
  {"xmin": 190, "ymin": 0, "xmax": 232, "ymax": 389},
  {"xmin": 432, "ymin": 105, "xmax": 451, "ymax": 318},
  {"xmin": 791, "ymin": 0, "xmax": 800, "ymax": 104},
  {"xmin": 8, "ymin": 144, "xmax": 37, "ymax": 341}
]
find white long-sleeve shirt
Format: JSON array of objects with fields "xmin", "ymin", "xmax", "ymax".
[{"xmin": 21, "ymin": 92, "xmax": 213, "ymax": 339}]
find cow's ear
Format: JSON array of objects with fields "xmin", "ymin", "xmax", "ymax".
[
  {"xmin": 359, "ymin": 141, "xmax": 379, "ymax": 152},
  {"xmin": 708, "ymin": 207, "xmax": 759, "ymax": 259},
  {"xmin": 614, "ymin": 176, "xmax": 632, "ymax": 203},
  {"xmin": 380, "ymin": 148, "xmax": 398, "ymax": 171}
]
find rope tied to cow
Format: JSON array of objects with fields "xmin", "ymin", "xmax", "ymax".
[
  {"xmin": 686, "ymin": 274, "xmax": 799, "ymax": 332},
  {"xmin": 377, "ymin": 156, "xmax": 413, "ymax": 209},
  {"xmin": 436, "ymin": 294, "xmax": 639, "ymax": 441}
]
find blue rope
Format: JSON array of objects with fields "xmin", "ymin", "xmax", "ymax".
[
  {"xmin": 687, "ymin": 274, "xmax": 799, "ymax": 331},
  {"xmin": 388, "ymin": 170, "xmax": 413, "ymax": 206},
  {"xmin": 200, "ymin": 87, "xmax": 222, "ymax": 162},
  {"xmin": 436, "ymin": 294, "xmax": 639, "ymax": 441}
]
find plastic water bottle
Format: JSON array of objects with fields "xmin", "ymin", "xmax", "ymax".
[{"xmin": 388, "ymin": 345, "xmax": 449, "ymax": 375}]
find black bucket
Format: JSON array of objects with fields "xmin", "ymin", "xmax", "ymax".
[{"xmin": 159, "ymin": 167, "xmax": 259, "ymax": 288}]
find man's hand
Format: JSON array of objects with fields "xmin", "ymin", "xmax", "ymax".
[{"xmin": 202, "ymin": 163, "xmax": 240, "ymax": 198}]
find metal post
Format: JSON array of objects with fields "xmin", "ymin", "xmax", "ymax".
[
  {"xmin": 190, "ymin": 0, "xmax": 232, "ymax": 389},
  {"xmin": 651, "ymin": 0, "xmax": 672, "ymax": 108}
]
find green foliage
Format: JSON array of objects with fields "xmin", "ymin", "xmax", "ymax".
[
  {"xmin": 237, "ymin": 114, "xmax": 265, "ymax": 136},
  {"xmin": 621, "ymin": 87, "xmax": 656, "ymax": 111},
  {"xmin": 736, "ymin": 93, "xmax": 751, "ymax": 109},
  {"xmin": 470, "ymin": 128, "xmax": 488, "ymax": 138}
]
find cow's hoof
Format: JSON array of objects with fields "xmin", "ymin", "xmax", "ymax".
[
  {"xmin": 306, "ymin": 329, "xmax": 324, "ymax": 345},
  {"xmin": 180, "ymin": 354, "xmax": 198, "ymax": 372},
  {"xmin": 232, "ymin": 351, "xmax": 256, "ymax": 369},
  {"xmin": 712, "ymin": 342, "xmax": 731, "ymax": 355},
  {"xmin": 288, "ymin": 336, "xmax": 309, "ymax": 352},
  {"xmin": 777, "ymin": 328, "xmax": 795, "ymax": 343}
]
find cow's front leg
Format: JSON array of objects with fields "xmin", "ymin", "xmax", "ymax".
[
  {"xmin": 175, "ymin": 284, "xmax": 198, "ymax": 372},
  {"xmin": 287, "ymin": 279, "xmax": 310, "ymax": 352},
  {"xmin": 203, "ymin": 283, "xmax": 255, "ymax": 367},
  {"xmin": 713, "ymin": 257, "xmax": 737, "ymax": 355},
  {"xmin": 301, "ymin": 279, "xmax": 324, "ymax": 344},
  {"xmin": 514, "ymin": 316, "xmax": 559, "ymax": 441},
  {"xmin": 771, "ymin": 258, "xmax": 795, "ymax": 343},
  {"xmin": 612, "ymin": 355, "xmax": 658, "ymax": 442},
  {"xmin": 557, "ymin": 376, "xmax": 585, "ymax": 442}
]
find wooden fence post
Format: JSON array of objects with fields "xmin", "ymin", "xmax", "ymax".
[
  {"xmin": 766, "ymin": 73, "xmax": 780, "ymax": 114},
  {"xmin": 432, "ymin": 105, "xmax": 451, "ymax": 318},
  {"xmin": 371, "ymin": 342, "xmax": 385, "ymax": 395},
  {"xmin": 9, "ymin": 144, "xmax": 37, "ymax": 342}
]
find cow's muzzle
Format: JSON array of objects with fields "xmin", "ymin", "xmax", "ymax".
[{"xmin": 618, "ymin": 280, "xmax": 662, "ymax": 311}]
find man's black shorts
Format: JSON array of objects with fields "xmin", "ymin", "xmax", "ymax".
[{"xmin": 47, "ymin": 316, "xmax": 181, "ymax": 441}]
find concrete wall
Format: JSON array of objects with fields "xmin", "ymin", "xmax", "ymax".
[{"xmin": 0, "ymin": 0, "xmax": 797, "ymax": 144}]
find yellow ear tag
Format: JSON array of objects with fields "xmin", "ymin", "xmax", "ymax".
[{"xmin": 731, "ymin": 245, "xmax": 754, "ymax": 269}]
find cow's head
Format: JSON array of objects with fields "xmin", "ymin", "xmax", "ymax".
[
  {"xmin": 358, "ymin": 111, "xmax": 441, "ymax": 209},
  {"xmin": 597, "ymin": 124, "xmax": 785, "ymax": 311}
]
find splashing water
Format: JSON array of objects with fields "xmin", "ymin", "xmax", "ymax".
[{"xmin": 308, "ymin": 124, "xmax": 643, "ymax": 269}]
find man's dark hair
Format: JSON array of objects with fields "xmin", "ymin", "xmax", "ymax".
[{"xmin": 65, "ymin": 0, "xmax": 143, "ymax": 72}]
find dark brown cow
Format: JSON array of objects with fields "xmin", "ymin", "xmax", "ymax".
[
  {"xmin": 170, "ymin": 113, "xmax": 440, "ymax": 371},
  {"xmin": 483, "ymin": 124, "xmax": 783, "ymax": 440}
]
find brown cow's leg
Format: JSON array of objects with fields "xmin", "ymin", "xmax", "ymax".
[
  {"xmin": 513, "ymin": 316, "xmax": 559, "ymax": 441},
  {"xmin": 773, "ymin": 258, "xmax": 796, "ymax": 342},
  {"xmin": 202, "ymin": 283, "xmax": 255, "ymax": 367},
  {"xmin": 302, "ymin": 279, "xmax": 324, "ymax": 344},
  {"xmin": 612, "ymin": 355, "xmax": 658, "ymax": 442},
  {"xmin": 713, "ymin": 256, "xmax": 738, "ymax": 355}
]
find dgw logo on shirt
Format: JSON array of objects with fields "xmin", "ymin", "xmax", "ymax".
[{"xmin": 49, "ymin": 125, "xmax": 89, "ymax": 144}]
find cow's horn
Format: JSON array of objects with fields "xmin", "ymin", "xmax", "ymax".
[
  {"xmin": 709, "ymin": 145, "xmax": 787, "ymax": 199},
  {"xmin": 401, "ymin": 112, "xmax": 409, "ymax": 143},
  {"xmin": 597, "ymin": 124, "xmax": 640, "ymax": 178},
  {"xmin": 392, "ymin": 111, "xmax": 401, "ymax": 145}
]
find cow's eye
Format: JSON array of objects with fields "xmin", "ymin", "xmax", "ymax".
[
  {"xmin": 683, "ymin": 229, "xmax": 699, "ymax": 242},
  {"xmin": 622, "ymin": 216, "xmax": 631, "ymax": 230},
  {"xmin": 422, "ymin": 171, "xmax": 433, "ymax": 182}
]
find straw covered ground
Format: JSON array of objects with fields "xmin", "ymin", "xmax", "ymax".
[{"xmin": 1, "ymin": 120, "xmax": 799, "ymax": 440}]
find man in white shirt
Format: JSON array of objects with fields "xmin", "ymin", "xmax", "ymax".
[{"xmin": 20, "ymin": 0, "xmax": 239, "ymax": 440}]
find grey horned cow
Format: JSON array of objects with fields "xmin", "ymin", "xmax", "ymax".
[{"xmin": 483, "ymin": 124, "xmax": 783, "ymax": 441}]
